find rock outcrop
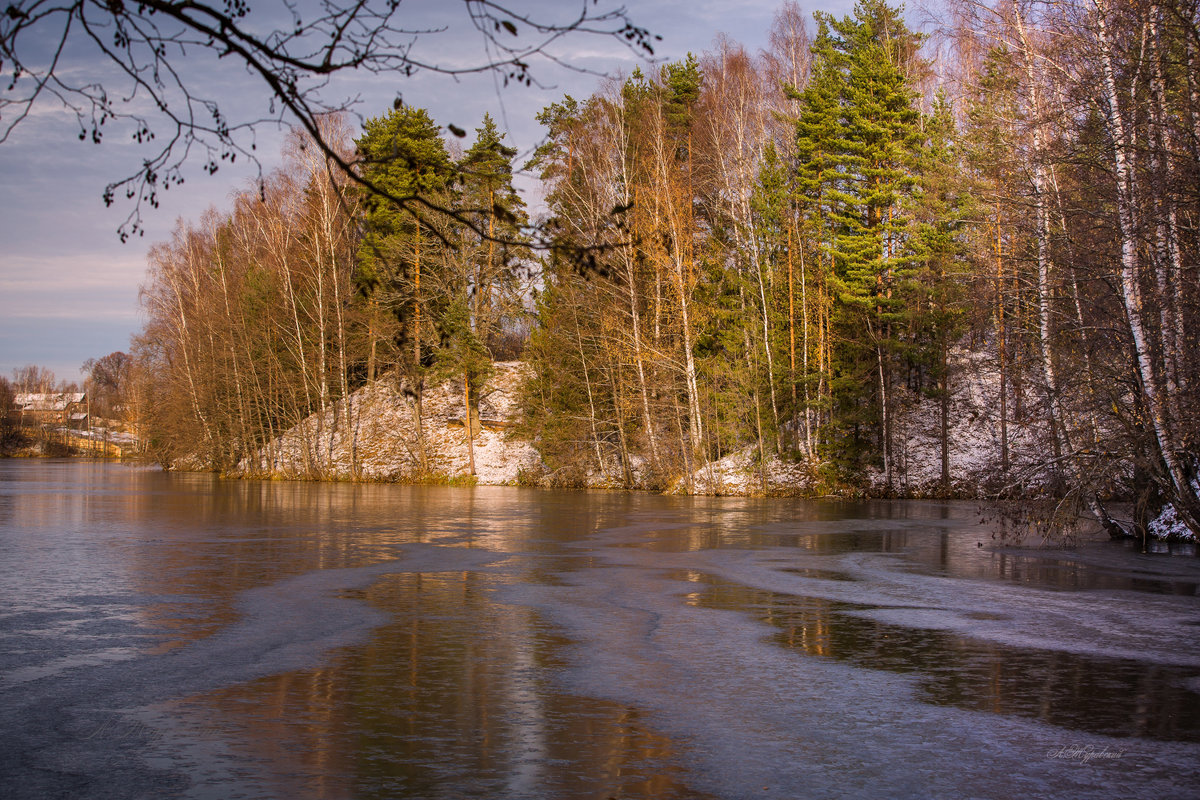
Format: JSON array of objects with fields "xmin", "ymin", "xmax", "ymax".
[{"xmin": 243, "ymin": 362, "xmax": 543, "ymax": 484}]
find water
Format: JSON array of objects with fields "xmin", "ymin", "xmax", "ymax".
[{"xmin": 1, "ymin": 460, "xmax": 1198, "ymax": 799}]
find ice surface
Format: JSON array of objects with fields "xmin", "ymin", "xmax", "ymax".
[{"xmin": 2, "ymin": 462, "xmax": 1198, "ymax": 799}]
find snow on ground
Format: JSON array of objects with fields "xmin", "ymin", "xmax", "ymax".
[
  {"xmin": 246, "ymin": 345, "xmax": 1095, "ymax": 499},
  {"xmin": 1149, "ymin": 504, "xmax": 1198, "ymax": 543},
  {"xmin": 678, "ymin": 346, "xmax": 1070, "ymax": 498},
  {"xmin": 239, "ymin": 347, "xmax": 1193, "ymax": 542},
  {"xmin": 882, "ymin": 346, "xmax": 1052, "ymax": 496},
  {"xmin": 241, "ymin": 362, "xmax": 543, "ymax": 485},
  {"xmin": 673, "ymin": 446, "xmax": 818, "ymax": 496}
]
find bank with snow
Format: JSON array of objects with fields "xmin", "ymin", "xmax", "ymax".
[{"xmin": 240, "ymin": 362, "xmax": 542, "ymax": 485}]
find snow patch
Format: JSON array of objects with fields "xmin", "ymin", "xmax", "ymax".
[
  {"xmin": 672, "ymin": 446, "xmax": 818, "ymax": 496},
  {"xmin": 1148, "ymin": 504, "xmax": 1198, "ymax": 542},
  {"xmin": 240, "ymin": 362, "xmax": 544, "ymax": 485},
  {"xmin": 677, "ymin": 344, "xmax": 1123, "ymax": 498}
]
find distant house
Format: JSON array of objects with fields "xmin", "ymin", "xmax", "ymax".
[{"xmin": 14, "ymin": 392, "xmax": 88, "ymax": 428}]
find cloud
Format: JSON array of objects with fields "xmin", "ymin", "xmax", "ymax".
[
  {"xmin": 0, "ymin": 0, "xmax": 872, "ymax": 380},
  {"xmin": 0, "ymin": 316, "xmax": 137, "ymax": 384},
  {"xmin": 0, "ymin": 270, "xmax": 141, "ymax": 322}
]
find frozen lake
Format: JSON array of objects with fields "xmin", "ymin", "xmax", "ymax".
[{"xmin": 1, "ymin": 460, "xmax": 1198, "ymax": 798}]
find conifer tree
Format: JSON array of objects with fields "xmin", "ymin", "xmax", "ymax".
[
  {"xmin": 794, "ymin": 0, "xmax": 926, "ymax": 486},
  {"xmin": 456, "ymin": 114, "xmax": 531, "ymax": 357},
  {"xmin": 355, "ymin": 107, "xmax": 455, "ymax": 470},
  {"xmin": 355, "ymin": 107, "xmax": 455, "ymax": 382}
]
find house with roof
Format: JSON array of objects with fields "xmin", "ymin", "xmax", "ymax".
[{"xmin": 14, "ymin": 392, "xmax": 88, "ymax": 429}]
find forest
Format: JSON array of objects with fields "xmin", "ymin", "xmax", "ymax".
[{"xmin": 109, "ymin": 0, "xmax": 1198, "ymax": 539}]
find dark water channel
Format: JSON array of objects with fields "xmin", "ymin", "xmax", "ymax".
[
  {"xmin": 2, "ymin": 460, "xmax": 1199, "ymax": 799},
  {"xmin": 696, "ymin": 579, "xmax": 1200, "ymax": 742}
]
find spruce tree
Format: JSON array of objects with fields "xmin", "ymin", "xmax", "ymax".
[
  {"xmin": 793, "ymin": 0, "xmax": 926, "ymax": 485},
  {"xmin": 456, "ymin": 113, "xmax": 531, "ymax": 357}
]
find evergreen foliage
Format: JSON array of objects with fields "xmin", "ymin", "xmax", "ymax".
[
  {"xmin": 127, "ymin": 0, "xmax": 1200, "ymax": 540},
  {"xmin": 794, "ymin": 0, "xmax": 927, "ymax": 482},
  {"xmin": 355, "ymin": 107, "xmax": 456, "ymax": 375}
]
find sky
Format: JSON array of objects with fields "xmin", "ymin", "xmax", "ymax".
[{"xmin": 0, "ymin": 0, "xmax": 865, "ymax": 386}]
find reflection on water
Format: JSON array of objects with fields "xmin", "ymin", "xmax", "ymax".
[
  {"xmin": 3, "ymin": 461, "xmax": 1200, "ymax": 800},
  {"xmin": 978, "ymin": 550, "xmax": 1198, "ymax": 595},
  {"xmin": 185, "ymin": 571, "xmax": 701, "ymax": 800},
  {"xmin": 693, "ymin": 578, "xmax": 1200, "ymax": 742},
  {"xmin": 892, "ymin": 533, "xmax": 1200, "ymax": 596}
]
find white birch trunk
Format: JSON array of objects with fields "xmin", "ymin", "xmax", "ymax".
[{"xmin": 1094, "ymin": 1, "xmax": 1199, "ymax": 527}]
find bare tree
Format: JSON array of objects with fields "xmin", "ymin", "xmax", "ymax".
[
  {"xmin": 134, "ymin": 115, "xmax": 351, "ymax": 470},
  {"xmin": 0, "ymin": 376, "xmax": 17, "ymax": 449},
  {"xmin": 0, "ymin": 0, "xmax": 657, "ymax": 240},
  {"xmin": 82, "ymin": 351, "xmax": 131, "ymax": 419}
]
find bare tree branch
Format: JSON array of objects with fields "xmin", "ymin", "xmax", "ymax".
[{"xmin": 0, "ymin": 0, "xmax": 658, "ymax": 241}]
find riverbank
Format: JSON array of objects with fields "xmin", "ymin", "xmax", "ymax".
[
  {"xmin": 1, "ymin": 426, "xmax": 141, "ymax": 459},
  {"xmin": 144, "ymin": 359, "xmax": 1189, "ymax": 542},
  {"xmin": 234, "ymin": 358, "xmax": 1070, "ymax": 498}
]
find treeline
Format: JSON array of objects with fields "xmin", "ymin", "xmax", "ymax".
[
  {"xmin": 0, "ymin": 368, "xmax": 81, "ymax": 452},
  {"xmin": 523, "ymin": 0, "xmax": 1199, "ymax": 531},
  {"xmin": 129, "ymin": 0, "xmax": 1200, "ymax": 537},
  {"xmin": 135, "ymin": 113, "xmax": 530, "ymax": 475}
]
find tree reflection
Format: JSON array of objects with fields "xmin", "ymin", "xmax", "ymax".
[
  {"xmin": 188, "ymin": 571, "xmax": 706, "ymax": 799},
  {"xmin": 693, "ymin": 577, "xmax": 1200, "ymax": 742}
]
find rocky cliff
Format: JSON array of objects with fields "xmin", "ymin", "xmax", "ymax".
[
  {"xmin": 245, "ymin": 350, "xmax": 1105, "ymax": 500},
  {"xmin": 242, "ymin": 361, "xmax": 542, "ymax": 484}
]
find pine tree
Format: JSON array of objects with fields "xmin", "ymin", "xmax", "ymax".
[
  {"xmin": 355, "ymin": 107, "xmax": 455, "ymax": 381},
  {"xmin": 794, "ymin": 0, "xmax": 926, "ymax": 486},
  {"xmin": 456, "ymin": 113, "xmax": 531, "ymax": 357},
  {"xmin": 355, "ymin": 107, "xmax": 455, "ymax": 471}
]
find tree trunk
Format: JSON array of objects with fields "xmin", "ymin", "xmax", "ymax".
[
  {"xmin": 1147, "ymin": 4, "xmax": 1186, "ymax": 398},
  {"xmin": 1014, "ymin": 5, "xmax": 1064, "ymax": 466},
  {"xmin": 1048, "ymin": 162, "xmax": 1100, "ymax": 448},
  {"xmin": 413, "ymin": 223, "xmax": 427, "ymax": 471},
  {"xmin": 573, "ymin": 305, "xmax": 606, "ymax": 479},
  {"xmin": 940, "ymin": 340, "xmax": 951, "ymax": 492},
  {"xmin": 788, "ymin": 220, "xmax": 800, "ymax": 452},
  {"xmin": 367, "ymin": 299, "xmax": 378, "ymax": 384},
  {"xmin": 674, "ymin": 247, "xmax": 703, "ymax": 452},
  {"xmin": 877, "ymin": 338, "xmax": 891, "ymax": 490},
  {"xmin": 463, "ymin": 373, "xmax": 476, "ymax": 476},
  {"xmin": 609, "ymin": 348, "xmax": 635, "ymax": 486},
  {"xmin": 623, "ymin": 247, "xmax": 659, "ymax": 468},
  {"xmin": 1095, "ymin": 0, "xmax": 1200, "ymax": 530},
  {"xmin": 996, "ymin": 213, "xmax": 1009, "ymax": 475},
  {"xmin": 1187, "ymin": 33, "xmax": 1200, "ymax": 277}
]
